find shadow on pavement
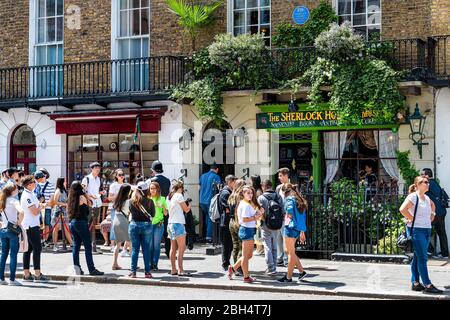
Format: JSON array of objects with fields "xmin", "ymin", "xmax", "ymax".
[{"xmin": 190, "ymin": 272, "xmax": 224, "ymax": 279}]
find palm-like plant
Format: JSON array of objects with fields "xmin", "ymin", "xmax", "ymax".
[{"xmin": 166, "ymin": 0, "xmax": 222, "ymax": 52}]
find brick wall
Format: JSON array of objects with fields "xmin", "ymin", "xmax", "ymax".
[
  {"xmin": 150, "ymin": 0, "xmax": 227, "ymax": 56},
  {"xmin": 0, "ymin": 0, "xmax": 29, "ymax": 68}
]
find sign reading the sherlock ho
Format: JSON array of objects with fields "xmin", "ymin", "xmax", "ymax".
[{"xmin": 256, "ymin": 110, "xmax": 385, "ymax": 129}]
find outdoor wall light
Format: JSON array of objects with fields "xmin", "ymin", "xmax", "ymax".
[
  {"xmin": 288, "ymin": 99, "xmax": 299, "ymax": 112},
  {"xmin": 407, "ymin": 103, "xmax": 428, "ymax": 159},
  {"xmin": 179, "ymin": 128, "xmax": 195, "ymax": 151},
  {"xmin": 233, "ymin": 127, "xmax": 248, "ymax": 148}
]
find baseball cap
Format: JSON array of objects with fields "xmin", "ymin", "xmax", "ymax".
[
  {"xmin": 39, "ymin": 168, "xmax": 50, "ymax": 179},
  {"xmin": 137, "ymin": 181, "xmax": 149, "ymax": 191},
  {"xmin": 90, "ymin": 162, "xmax": 101, "ymax": 168},
  {"xmin": 151, "ymin": 160, "xmax": 163, "ymax": 173},
  {"xmin": 34, "ymin": 171, "xmax": 45, "ymax": 179}
]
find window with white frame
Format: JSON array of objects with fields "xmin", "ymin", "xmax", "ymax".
[
  {"xmin": 34, "ymin": 0, "xmax": 64, "ymax": 97},
  {"xmin": 232, "ymin": 0, "xmax": 271, "ymax": 46},
  {"xmin": 337, "ymin": 0, "xmax": 381, "ymax": 40},
  {"xmin": 115, "ymin": 0, "xmax": 150, "ymax": 91}
]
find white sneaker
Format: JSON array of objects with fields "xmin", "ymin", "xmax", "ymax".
[
  {"xmin": 53, "ymin": 246, "xmax": 59, "ymax": 253},
  {"xmin": 120, "ymin": 250, "xmax": 130, "ymax": 257},
  {"xmin": 8, "ymin": 280, "xmax": 23, "ymax": 286},
  {"xmin": 110, "ymin": 246, "xmax": 115, "ymax": 253},
  {"xmin": 0, "ymin": 280, "xmax": 8, "ymax": 285}
]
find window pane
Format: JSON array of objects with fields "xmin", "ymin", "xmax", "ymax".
[
  {"xmin": 83, "ymin": 135, "xmax": 99, "ymax": 151},
  {"xmin": 47, "ymin": 45, "xmax": 57, "ymax": 64},
  {"xmin": 141, "ymin": 0, "xmax": 149, "ymax": 7},
  {"xmin": 120, "ymin": 11, "xmax": 129, "ymax": 36},
  {"xmin": 38, "ymin": 0, "xmax": 46, "ymax": 17},
  {"xmin": 57, "ymin": 0, "xmax": 63, "ymax": 15},
  {"xmin": 338, "ymin": 15, "xmax": 351, "ymax": 24},
  {"xmin": 234, "ymin": 0, "xmax": 245, "ymax": 9},
  {"xmin": 234, "ymin": 27, "xmax": 245, "ymax": 36},
  {"xmin": 47, "ymin": 0, "xmax": 56, "ymax": 16},
  {"xmin": 120, "ymin": 0, "xmax": 128, "ymax": 10},
  {"xmin": 368, "ymin": 0, "xmax": 380, "ymax": 10},
  {"xmin": 36, "ymin": 46, "xmax": 46, "ymax": 65},
  {"xmin": 353, "ymin": 14, "xmax": 366, "ymax": 26},
  {"xmin": 260, "ymin": 0, "xmax": 270, "ymax": 7},
  {"xmin": 260, "ymin": 8, "xmax": 270, "ymax": 24},
  {"xmin": 57, "ymin": 17, "xmax": 63, "ymax": 41},
  {"xmin": 247, "ymin": 9, "xmax": 259, "ymax": 25},
  {"xmin": 142, "ymin": 38, "xmax": 149, "ymax": 57},
  {"xmin": 47, "ymin": 17, "xmax": 56, "ymax": 42},
  {"xmin": 131, "ymin": 9, "xmax": 140, "ymax": 36},
  {"xmin": 338, "ymin": 0, "xmax": 351, "ymax": 15},
  {"xmin": 130, "ymin": 38, "xmax": 141, "ymax": 58},
  {"xmin": 353, "ymin": 0, "xmax": 365, "ymax": 14},
  {"xmin": 141, "ymin": 8, "xmax": 149, "ymax": 35},
  {"xmin": 132, "ymin": 0, "xmax": 140, "ymax": 8},
  {"xmin": 247, "ymin": 0, "xmax": 258, "ymax": 8},
  {"xmin": 260, "ymin": 24, "xmax": 270, "ymax": 37},
  {"xmin": 354, "ymin": 26, "xmax": 366, "ymax": 37},
  {"xmin": 57, "ymin": 45, "xmax": 63, "ymax": 63},
  {"xmin": 118, "ymin": 39, "xmax": 129, "ymax": 59},
  {"xmin": 38, "ymin": 19, "xmax": 45, "ymax": 43},
  {"xmin": 368, "ymin": 12, "xmax": 380, "ymax": 25},
  {"xmin": 233, "ymin": 11, "xmax": 245, "ymax": 27},
  {"xmin": 247, "ymin": 25, "xmax": 259, "ymax": 34}
]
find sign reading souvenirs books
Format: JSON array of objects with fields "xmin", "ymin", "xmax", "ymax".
[{"xmin": 256, "ymin": 110, "xmax": 389, "ymax": 129}]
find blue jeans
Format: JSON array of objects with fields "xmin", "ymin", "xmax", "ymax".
[
  {"xmin": 408, "ymin": 227, "xmax": 432, "ymax": 286},
  {"xmin": 0, "ymin": 229, "xmax": 19, "ymax": 281},
  {"xmin": 200, "ymin": 203, "xmax": 213, "ymax": 240},
  {"xmin": 129, "ymin": 221, "xmax": 153, "ymax": 273},
  {"xmin": 110, "ymin": 208, "xmax": 116, "ymax": 241},
  {"xmin": 70, "ymin": 220, "xmax": 95, "ymax": 273},
  {"xmin": 149, "ymin": 223, "xmax": 164, "ymax": 266}
]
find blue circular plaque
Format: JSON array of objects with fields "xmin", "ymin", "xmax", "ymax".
[{"xmin": 292, "ymin": 6, "xmax": 310, "ymax": 25}]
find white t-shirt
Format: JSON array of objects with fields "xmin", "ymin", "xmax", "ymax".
[
  {"xmin": 108, "ymin": 182, "xmax": 123, "ymax": 208},
  {"xmin": 82, "ymin": 174, "xmax": 102, "ymax": 208},
  {"xmin": 237, "ymin": 200, "xmax": 257, "ymax": 228},
  {"xmin": 21, "ymin": 189, "xmax": 40, "ymax": 230},
  {"xmin": 1, "ymin": 197, "xmax": 20, "ymax": 229},
  {"xmin": 406, "ymin": 193, "xmax": 433, "ymax": 229},
  {"xmin": 169, "ymin": 193, "xmax": 186, "ymax": 224}
]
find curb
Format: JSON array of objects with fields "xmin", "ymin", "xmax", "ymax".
[{"xmin": 6, "ymin": 272, "xmax": 449, "ymax": 300}]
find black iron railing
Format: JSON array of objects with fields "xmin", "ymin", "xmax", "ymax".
[
  {"xmin": 0, "ymin": 56, "xmax": 190, "ymax": 101},
  {"xmin": 297, "ymin": 183, "xmax": 407, "ymax": 258}
]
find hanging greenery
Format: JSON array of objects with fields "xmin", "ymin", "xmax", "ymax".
[
  {"xmin": 397, "ymin": 151, "xmax": 420, "ymax": 186},
  {"xmin": 286, "ymin": 22, "xmax": 406, "ymax": 125}
]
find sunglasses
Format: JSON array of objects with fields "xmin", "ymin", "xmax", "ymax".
[{"xmin": 117, "ymin": 174, "xmax": 125, "ymax": 177}]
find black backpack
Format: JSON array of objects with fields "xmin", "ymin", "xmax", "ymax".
[{"xmin": 263, "ymin": 192, "xmax": 284, "ymax": 230}]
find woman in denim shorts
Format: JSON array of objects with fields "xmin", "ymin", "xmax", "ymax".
[
  {"xmin": 168, "ymin": 181, "xmax": 191, "ymax": 276},
  {"xmin": 227, "ymin": 186, "xmax": 264, "ymax": 283},
  {"xmin": 278, "ymin": 183, "xmax": 307, "ymax": 283}
]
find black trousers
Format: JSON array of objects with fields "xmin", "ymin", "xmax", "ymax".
[
  {"xmin": 433, "ymin": 215, "xmax": 449, "ymax": 256},
  {"xmin": 220, "ymin": 226, "xmax": 233, "ymax": 269},
  {"xmin": 23, "ymin": 226, "xmax": 42, "ymax": 270},
  {"xmin": 163, "ymin": 215, "xmax": 170, "ymax": 258}
]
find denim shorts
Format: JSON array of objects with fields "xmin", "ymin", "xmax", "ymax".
[
  {"xmin": 283, "ymin": 227, "xmax": 300, "ymax": 239},
  {"xmin": 239, "ymin": 226, "xmax": 257, "ymax": 241},
  {"xmin": 44, "ymin": 208, "xmax": 52, "ymax": 226},
  {"xmin": 167, "ymin": 223, "xmax": 186, "ymax": 240}
]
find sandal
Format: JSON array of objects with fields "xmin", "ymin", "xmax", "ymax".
[
  {"xmin": 112, "ymin": 265, "xmax": 122, "ymax": 271},
  {"xmin": 170, "ymin": 271, "xmax": 178, "ymax": 276},
  {"xmin": 178, "ymin": 272, "xmax": 192, "ymax": 277}
]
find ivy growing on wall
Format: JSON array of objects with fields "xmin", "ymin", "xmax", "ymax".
[{"xmin": 397, "ymin": 150, "xmax": 420, "ymax": 186}]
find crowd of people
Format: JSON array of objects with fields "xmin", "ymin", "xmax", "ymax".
[{"xmin": 0, "ymin": 162, "xmax": 447, "ymax": 294}]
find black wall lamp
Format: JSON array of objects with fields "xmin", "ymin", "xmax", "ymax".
[
  {"xmin": 179, "ymin": 128, "xmax": 195, "ymax": 151},
  {"xmin": 407, "ymin": 103, "xmax": 428, "ymax": 159}
]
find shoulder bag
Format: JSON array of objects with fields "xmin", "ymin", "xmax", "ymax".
[
  {"xmin": 2, "ymin": 211, "xmax": 21, "ymax": 236},
  {"xmin": 396, "ymin": 195, "xmax": 419, "ymax": 252}
]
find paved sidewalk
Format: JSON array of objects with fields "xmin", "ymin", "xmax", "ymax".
[{"xmin": 6, "ymin": 244, "xmax": 450, "ymax": 300}]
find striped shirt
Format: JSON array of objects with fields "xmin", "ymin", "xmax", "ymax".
[{"xmin": 38, "ymin": 181, "xmax": 55, "ymax": 208}]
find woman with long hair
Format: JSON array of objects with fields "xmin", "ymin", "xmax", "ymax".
[
  {"xmin": 400, "ymin": 176, "xmax": 443, "ymax": 294},
  {"xmin": 278, "ymin": 183, "xmax": 308, "ymax": 283},
  {"xmin": 0, "ymin": 184, "xmax": 24, "ymax": 285},
  {"xmin": 51, "ymin": 177, "xmax": 72, "ymax": 251},
  {"xmin": 251, "ymin": 175, "xmax": 264, "ymax": 256},
  {"xmin": 128, "ymin": 181, "xmax": 155, "ymax": 278},
  {"xmin": 168, "ymin": 181, "xmax": 191, "ymax": 276},
  {"xmin": 111, "ymin": 184, "xmax": 132, "ymax": 270},
  {"xmin": 228, "ymin": 186, "xmax": 264, "ymax": 283},
  {"xmin": 108, "ymin": 169, "xmax": 126, "ymax": 254},
  {"xmin": 149, "ymin": 181, "xmax": 168, "ymax": 271},
  {"xmin": 227, "ymin": 179, "xmax": 246, "ymax": 274},
  {"xmin": 67, "ymin": 181, "xmax": 104, "ymax": 276}
]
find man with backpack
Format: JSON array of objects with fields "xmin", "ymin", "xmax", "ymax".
[
  {"xmin": 421, "ymin": 168, "xmax": 449, "ymax": 258},
  {"xmin": 217, "ymin": 175, "xmax": 237, "ymax": 271},
  {"xmin": 199, "ymin": 164, "xmax": 222, "ymax": 243},
  {"xmin": 258, "ymin": 179, "xmax": 284, "ymax": 275}
]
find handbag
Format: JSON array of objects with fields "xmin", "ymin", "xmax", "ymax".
[
  {"xmin": 2, "ymin": 211, "xmax": 21, "ymax": 236},
  {"xmin": 397, "ymin": 195, "xmax": 419, "ymax": 252},
  {"xmin": 19, "ymin": 227, "xmax": 29, "ymax": 253}
]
